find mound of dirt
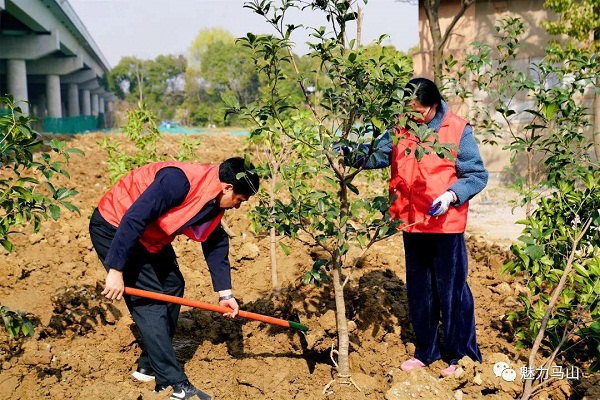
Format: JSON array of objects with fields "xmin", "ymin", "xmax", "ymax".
[{"xmin": 0, "ymin": 132, "xmax": 596, "ymax": 399}]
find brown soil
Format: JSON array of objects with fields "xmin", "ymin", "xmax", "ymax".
[{"xmin": 0, "ymin": 133, "xmax": 597, "ymax": 400}]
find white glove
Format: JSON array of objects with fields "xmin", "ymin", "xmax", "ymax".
[{"xmin": 429, "ymin": 191, "xmax": 457, "ymax": 217}]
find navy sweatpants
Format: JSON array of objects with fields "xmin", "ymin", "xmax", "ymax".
[
  {"xmin": 402, "ymin": 232, "xmax": 482, "ymax": 365},
  {"xmin": 89, "ymin": 208, "xmax": 187, "ymax": 386}
]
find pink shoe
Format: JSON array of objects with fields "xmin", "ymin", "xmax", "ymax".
[
  {"xmin": 441, "ymin": 364, "xmax": 458, "ymax": 377},
  {"xmin": 400, "ymin": 357, "xmax": 425, "ymax": 372}
]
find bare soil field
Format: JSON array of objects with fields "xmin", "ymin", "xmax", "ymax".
[{"xmin": 1, "ymin": 132, "xmax": 598, "ymax": 400}]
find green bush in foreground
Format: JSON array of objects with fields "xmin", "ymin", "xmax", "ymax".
[{"xmin": 1, "ymin": 94, "xmax": 83, "ymax": 252}]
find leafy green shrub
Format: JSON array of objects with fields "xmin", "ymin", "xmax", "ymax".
[
  {"xmin": 100, "ymin": 103, "xmax": 201, "ymax": 184},
  {"xmin": 0, "ymin": 94, "xmax": 83, "ymax": 252},
  {"xmin": 100, "ymin": 105, "xmax": 162, "ymax": 184},
  {"xmin": 443, "ymin": 16, "xmax": 600, "ymax": 398},
  {"xmin": 0, "ymin": 306, "xmax": 34, "ymax": 340},
  {"xmin": 503, "ymin": 178, "xmax": 600, "ymax": 367},
  {"xmin": 0, "ymin": 305, "xmax": 34, "ymax": 360}
]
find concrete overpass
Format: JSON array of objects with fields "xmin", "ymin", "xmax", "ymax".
[{"xmin": 0, "ymin": 0, "xmax": 116, "ymax": 130}]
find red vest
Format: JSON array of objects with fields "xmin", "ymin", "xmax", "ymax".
[
  {"xmin": 389, "ymin": 111, "xmax": 469, "ymax": 233},
  {"xmin": 98, "ymin": 162, "xmax": 224, "ymax": 253}
]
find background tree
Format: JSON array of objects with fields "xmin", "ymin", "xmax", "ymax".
[
  {"xmin": 397, "ymin": 0, "xmax": 477, "ymax": 85},
  {"xmin": 187, "ymin": 27, "xmax": 236, "ymax": 72},
  {"xmin": 185, "ymin": 28, "xmax": 236, "ymax": 113},
  {"xmin": 107, "ymin": 55, "xmax": 186, "ymax": 120},
  {"xmin": 542, "ymin": 0, "xmax": 600, "ymax": 159},
  {"xmin": 543, "ymin": 0, "xmax": 600, "ymax": 48},
  {"xmin": 201, "ymin": 40, "xmax": 259, "ymax": 124},
  {"xmin": 145, "ymin": 55, "xmax": 187, "ymax": 119},
  {"xmin": 107, "ymin": 56, "xmax": 148, "ymax": 103},
  {"xmin": 185, "ymin": 28, "xmax": 260, "ymax": 126}
]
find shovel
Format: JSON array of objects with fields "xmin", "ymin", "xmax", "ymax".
[{"xmin": 124, "ymin": 287, "xmax": 308, "ymax": 332}]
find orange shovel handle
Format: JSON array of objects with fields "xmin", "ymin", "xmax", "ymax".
[{"xmin": 124, "ymin": 287, "xmax": 308, "ymax": 331}]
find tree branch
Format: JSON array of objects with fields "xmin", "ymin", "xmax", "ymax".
[
  {"xmin": 439, "ymin": 0, "xmax": 477, "ymax": 51},
  {"xmin": 522, "ymin": 217, "xmax": 593, "ymax": 400}
]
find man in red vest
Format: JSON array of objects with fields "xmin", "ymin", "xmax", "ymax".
[{"xmin": 89, "ymin": 157, "xmax": 259, "ymax": 400}]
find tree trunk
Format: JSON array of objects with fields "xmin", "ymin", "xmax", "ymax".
[
  {"xmin": 424, "ymin": 0, "xmax": 477, "ymax": 85},
  {"xmin": 594, "ymin": 77, "xmax": 600, "ymax": 160},
  {"xmin": 269, "ymin": 170, "xmax": 279, "ymax": 288},
  {"xmin": 136, "ymin": 68, "xmax": 144, "ymax": 103},
  {"xmin": 331, "ymin": 179, "xmax": 351, "ymax": 380},
  {"xmin": 433, "ymin": 45, "xmax": 444, "ymax": 87},
  {"xmin": 270, "ymin": 227, "xmax": 278, "ymax": 288},
  {"xmin": 332, "ymin": 254, "xmax": 350, "ymax": 379},
  {"xmin": 424, "ymin": 0, "xmax": 443, "ymax": 86},
  {"xmin": 356, "ymin": 6, "xmax": 362, "ymax": 47},
  {"xmin": 526, "ymin": 149, "xmax": 533, "ymax": 217}
]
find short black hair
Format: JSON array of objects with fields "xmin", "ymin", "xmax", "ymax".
[
  {"xmin": 219, "ymin": 157, "xmax": 260, "ymax": 196},
  {"xmin": 405, "ymin": 77, "xmax": 442, "ymax": 107}
]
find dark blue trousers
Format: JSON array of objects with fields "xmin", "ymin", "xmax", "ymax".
[
  {"xmin": 402, "ymin": 232, "xmax": 482, "ymax": 365},
  {"xmin": 89, "ymin": 208, "xmax": 187, "ymax": 386}
]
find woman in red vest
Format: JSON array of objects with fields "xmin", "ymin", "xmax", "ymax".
[
  {"xmin": 394, "ymin": 78, "xmax": 487, "ymax": 377},
  {"xmin": 89, "ymin": 157, "xmax": 259, "ymax": 400},
  {"xmin": 342, "ymin": 78, "xmax": 487, "ymax": 377}
]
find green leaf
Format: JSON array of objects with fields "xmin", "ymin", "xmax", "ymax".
[
  {"xmin": 301, "ymin": 271, "xmax": 312, "ymax": 285},
  {"xmin": 66, "ymin": 148, "xmax": 85, "ymax": 156},
  {"xmin": 20, "ymin": 316, "xmax": 34, "ymax": 337},
  {"xmin": 49, "ymin": 204, "xmax": 61, "ymax": 220},
  {"xmin": 346, "ymin": 182, "xmax": 359, "ymax": 195},
  {"xmin": 2, "ymin": 240, "xmax": 14, "ymax": 253},
  {"xmin": 541, "ymin": 102, "xmax": 559, "ymax": 120},
  {"xmin": 312, "ymin": 259, "xmax": 329, "ymax": 271},
  {"xmin": 16, "ymin": 176, "xmax": 39, "ymax": 185},
  {"xmin": 356, "ymin": 234, "xmax": 366, "ymax": 247},
  {"xmin": 518, "ymin": 235, "xmax": 535, "ymax": 245},
  {"xmin": 319, "ymin": 272, "xmax": 330, "ymax": 282},
  {"xmin": 278, "ymin": 241, "xmax": 290, "ymax": 256},
  {"xmin": 573, "ymin": 263, "xmax": 590, "ymax": 278},
  {"xmin": 523, "ymin": 245, "xmax": 544, "ymax": 260},
  {"xmin": 589, "ymin": 321, "xmax": 600, "ymax": 333}
]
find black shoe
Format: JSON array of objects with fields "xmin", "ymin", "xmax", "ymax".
[
  {"xmin": 132, "ymin": 367, "xmax": 155, "ymax": 382},
  {"xmin": 154, "ymin": 383, "xmax": 169, "ymax": 393},
  {"xmin": 170, "ymin": 380, "xmax": 212, "ymax": 400}
]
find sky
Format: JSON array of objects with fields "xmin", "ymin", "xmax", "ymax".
[{"xmin": 69, "ymin": 0, "xmax": 419, "ymax": 68}]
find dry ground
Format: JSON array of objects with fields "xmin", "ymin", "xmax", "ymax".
[{"xmin": 1, "ymin": 132, "xmax": 598, "ymax": 400}]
